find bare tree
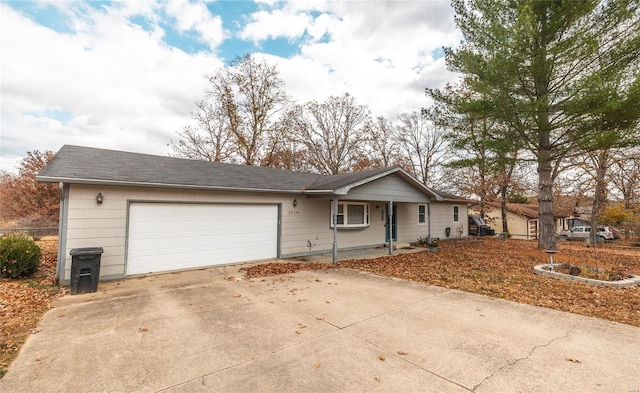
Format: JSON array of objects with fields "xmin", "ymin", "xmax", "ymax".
[
  {"xmin": 260, "ymin": 107, "xmax": 309, "ymax": 171},
  {"xmin": 208, "ymin": 54, "xmax": 290, "ymax": 165},
  {"xmin": 170, "ymin": 100, "xmax": 235, "ymax": 162},
  {"xmin": 565, "ymin": 148, "xmax": 614, "ymax": 243},
  {"xmin": 609, "ymin": 147, "xmax": 640, "ymax": 210},
  {"xmin": 395, "ymin": 111, "xmax": 448, "ymax": 188},
  {"xmin": 294, "ymin": 93, "xmax": 371, "ymax": 175},
  {"xmin": 362, "ymin": 116, "xmax": 401, "ymax": 169},
  {"xmin": 172, "ymin": 54, "xmax": 290, "ymax": 166}
]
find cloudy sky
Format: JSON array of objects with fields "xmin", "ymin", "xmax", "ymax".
[{"xmin": 1, "ymin": 0, "xmax": 462, "ymax": 173}]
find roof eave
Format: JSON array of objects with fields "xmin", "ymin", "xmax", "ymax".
[{"xmin": 35, "ymin": 176, "xmax": 306, "ymax": 194}]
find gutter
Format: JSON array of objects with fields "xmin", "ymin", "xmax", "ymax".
[{"xmin": 35, "ymin": 176, "xmax": 309, "ymax": 195}]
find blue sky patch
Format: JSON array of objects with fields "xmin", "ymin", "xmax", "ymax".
[
  {"xmin": 128, "ymin": 15, "xmax": 154, "ymax": 34},
  {"xmin": 8, "ymin": 1, "xmax": 76, "ymax": 34},
  {"xmin": 211, "ymin": 1, "xmax": 298, "ymax": 60},
  {"xmin": 160, "ymin": 22, "xmax": 211, "ymax": 54},
  {"xmin": 257, "ymin": 37, "xmax": 301, "ymax": 58},
  {"xmin": 431, "ymin": 47, "xmax": 445, "ymax": 60},
  {"xmin": 27, "ymin": 109, "xmax": 75, "ymax": 124}
]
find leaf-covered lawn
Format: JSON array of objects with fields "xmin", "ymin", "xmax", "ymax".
[
  {"xmin": 0, "ymin": 238, "xmax": 61, "ymax": 378},
  {"xmin": 242, "ymin": 238, "xmax": 640, "ymax": 327},
  {"xmin": 2, "ymin": 238, "xmax": 638, "ymax": 378}
]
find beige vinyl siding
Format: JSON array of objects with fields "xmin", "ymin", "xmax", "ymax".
[
  {"xmin": 484, "ymin": 210, "xmax": 530, "ymax": 239},
  {"xmin": 429, "ymin": 204, "xmax": 468, "ymax": 239},
  {"xmin": 62, "ymin": 183, "xmax": 463, "ymax": 281},
  {"xmin": 280, "ymin": 198, "xmax": 339, "ymax": 255},
  {"xmin": 63, "ymin": 185, "xmax": 389, "ymax": 280},
  {"xmin": 339, "ymin": 174, "xmax": 429, "ymax": 203},
  {"xmin": 283, "ymin": 199, "xmax": 388, "ymax": 255},
  {"xmin": 396, "ymin": 203, "xmax": 430, "ymax": 244}
]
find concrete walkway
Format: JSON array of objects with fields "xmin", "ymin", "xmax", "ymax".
[{"xmin": 1, "ymin": 264, "xmax": 639, "ymax": 392}]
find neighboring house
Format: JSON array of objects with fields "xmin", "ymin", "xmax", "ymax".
[
  {"xmin": 554, "ymin": 194, "xmax": 591, "ymax": 228},
  {"xmin": 472, "ymin": 202, "xmax": 570, "ymax": 240},
  {"xmin": 37, "ymin": 145, "xmax": 468, "ymax": 283}
]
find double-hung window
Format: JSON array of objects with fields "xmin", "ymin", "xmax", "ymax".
[
  {"xmin": 332, "ymin": 202, "xmax": 370, "ymax": 228},
  {"xmin": 418, "ymin": 205, "xmax": 426, "ymax": 224},
  {"xmin": 453, "ymin": 205, "xmax": 459, "ymax": 222}
]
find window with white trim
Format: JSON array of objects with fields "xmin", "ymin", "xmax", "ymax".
[
  {"xmin": 418, "ymin": 205, "xmax": 426, "ymax": 224},
  {"xmin": 453, "ymin": 205, "xmax": 459, "ymax": 222},
  {"xmin": 332, "ymin": 202, "xmax": 370, "ymax": 228}
]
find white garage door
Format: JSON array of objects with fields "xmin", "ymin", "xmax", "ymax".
[{"xmin": 127, "ymin": 203, "xmax": 278, "ymax": 275}]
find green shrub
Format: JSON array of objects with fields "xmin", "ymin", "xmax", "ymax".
[{"xmin": 0, "ymin": 235, "xmax": 41, "ymax": 278}]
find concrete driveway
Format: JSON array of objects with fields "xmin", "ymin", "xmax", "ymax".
[{"xmin": 1, "ymin": 264, "xmax": 639, "ymax": 393}]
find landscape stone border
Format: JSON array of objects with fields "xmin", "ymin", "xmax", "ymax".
[{"xmin": 534, "ymin": 264, "xmax": 640, "ymax": 288}]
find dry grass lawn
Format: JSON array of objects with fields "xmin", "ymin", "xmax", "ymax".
[
  {"xmin": 243, "ymin": 238, "xmax": 640, "ymax": 327},
  {"xmin": 2, "ymin": 237, "xmax": 639, "ymax": 378},
  {"xmin": 0, "ymin": 238, "xmax": 61, "ymax": 378}
]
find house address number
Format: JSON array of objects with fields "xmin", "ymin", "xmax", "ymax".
[{"xmin": 288, "ymin": 210, "xmax": 300, "ymax": 215}]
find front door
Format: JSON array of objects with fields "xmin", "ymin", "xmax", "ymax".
[{"xmin": 385, "ymin": 203, "xmax": 397, "ymax": 241}]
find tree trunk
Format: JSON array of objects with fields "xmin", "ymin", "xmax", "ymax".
[
  {"xmin": 537, "ymin": 151, "xmax": 556, "ymax": 249},
  {"xmin": 590, "ymin": 150, "xmax": 609, "ymax": 244},
  {"xmin": 500, "ymin": 185, "xmax": 509, "ymax": 235}
]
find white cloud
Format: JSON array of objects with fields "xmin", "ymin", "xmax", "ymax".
[
  {"xmin": 164, "ymin": 0, "xmax": 228, "ymax": 50},
  {"xmin": 239, "ymin": 9, "xmax": 312, "ymax": 42},
  {"xmin": 259, "ymin": 1, "xmax": 461, "ymax": 119},
  {"xmin": 0, "ymin": 2, "xmax": 223, "ymax": 171},
  {"xmin": 0, "ymin": 0, "xmax": 462, "ymax": 173}
]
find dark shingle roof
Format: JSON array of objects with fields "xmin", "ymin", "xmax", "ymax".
[
  {"xmin": 37, "ymin": 145, "xmax": 321, "ymax": 192},
  {"xmin": 306, "ymin": 167, "xmax": 396, "ymax": 191},
  {"xmin": 37, "ymin": 145, "xmax": 460, "ymax": 202}
]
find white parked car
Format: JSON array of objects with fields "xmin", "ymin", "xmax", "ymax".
[{"xmin": 558, "ymin": 226, "xmax": 616, "ymax": 241}]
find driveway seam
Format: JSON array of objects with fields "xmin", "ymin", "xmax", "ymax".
[
  {"xmin": 342, "ymin": 327, "xmax": 475, "ymax": 392},
  {"xmin": 154, "ymin": 284, "xmax": 454, "ymax": 392},
  {"xmin": 470, "ymin": 321, "xmax": 581, "ymax": 392},
  {"xmin": 153, "ymin": 329, "xmax": 343, "ymax": 392}
]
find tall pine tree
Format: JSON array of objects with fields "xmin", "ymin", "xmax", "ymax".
[{"xmin": 430, "ymin": 0, "xmax": 640, "ymax": 248}]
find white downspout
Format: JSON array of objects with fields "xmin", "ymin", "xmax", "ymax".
[
  {"xmin": 332, "ymin": 198, "xmax": 338, "ymax": 264},
  {"xmin": 56, "ymin": 182, "xmax": 65, "ymax": 284},
  {"xmin": 427, "ymin": 200, "xmax": 432, "ymax": 243},
  {"xmin": 388, "ymin": 200, "xmax": 393, "ymax": 255}
]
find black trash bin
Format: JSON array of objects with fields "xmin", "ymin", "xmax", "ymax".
[{"xmin": 69, "ymin": 247, "xmax": 103, "ymax": 295}]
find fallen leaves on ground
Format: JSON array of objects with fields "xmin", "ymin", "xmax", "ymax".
[
  {"xmin": 1, "ymin": 238, "xmax": 61, "ymax": 377},
  {"xmin": 242, "ymin": 238, "xmax": 640, "ymax": 327}
]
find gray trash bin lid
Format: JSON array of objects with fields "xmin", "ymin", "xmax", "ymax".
[{"xmin": 70, "ymin": 247, "xmax": 104, "ymax": 256}]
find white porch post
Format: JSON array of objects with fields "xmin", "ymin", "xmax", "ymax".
[
  {"xmin": 388, "ymin": 200, "xmax": 393, "ymax": 255},
  {"xmin": 332, "ymin": 198, "xmax": 338, "ymax": 264},
  {"xmin": 427, "ymin": 201, "xmax": 432, "ymax": 243}
]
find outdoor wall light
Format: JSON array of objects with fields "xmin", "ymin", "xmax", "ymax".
[
  {"xmin": 293, "ymin": 199, "xmax": 298, "ymax": 208},
  {"xmin": 96, "ymin": 193, "xmax": 104, "ymax": 205}
]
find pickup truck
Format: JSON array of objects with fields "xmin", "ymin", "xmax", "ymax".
[{"xmin": 558, "ymin": 226, "xmax": 616, "ymax": 241}]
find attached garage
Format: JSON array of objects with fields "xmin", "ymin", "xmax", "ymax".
[{"xmin": 127, "ymin": 203, "xmax": 279, "ymax": 275}]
